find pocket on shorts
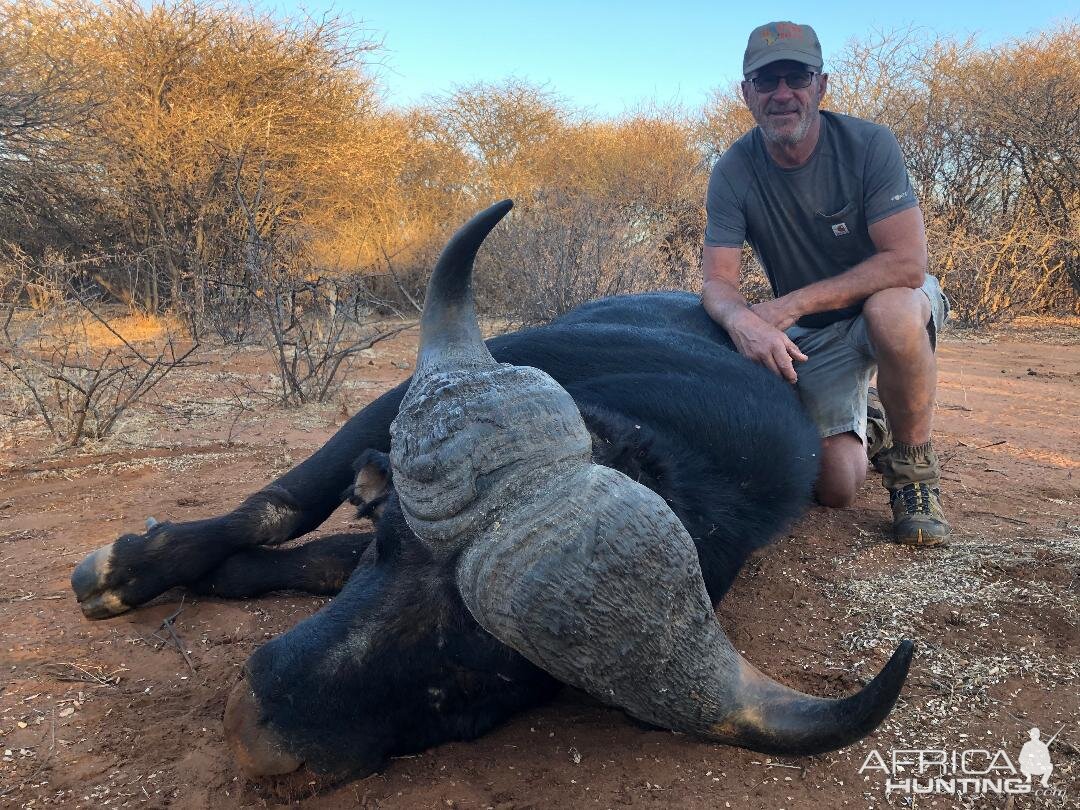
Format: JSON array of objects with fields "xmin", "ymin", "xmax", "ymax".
[{"xmin": 814, "ymin": 202, "xmax": 864, "ymax": 266}]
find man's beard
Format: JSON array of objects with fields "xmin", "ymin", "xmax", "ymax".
[{"xmin": 758, "ymin": 105, "xmax": 816, "ymax": 147}]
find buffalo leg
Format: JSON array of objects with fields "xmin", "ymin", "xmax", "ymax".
[
  {"xmin": 188, "ymin": 532, "xmax": 375, "ymax": 599},
  {"xmin": 71, "ymin": 384, "xmax": 407, "ymax": 619}
]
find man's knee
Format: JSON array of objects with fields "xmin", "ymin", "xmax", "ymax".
[
  {"xmin": 816, "ymin": 433, "xmax": 867, "ymax": 508},
  {"xmin": 816, "ymin": 480, "xmax": 859, "ymax": 508},
  {"xmin": 864, "ymin": 288, "xmax": 932, "ymax": 355}
]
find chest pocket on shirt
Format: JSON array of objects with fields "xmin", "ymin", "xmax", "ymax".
[{"xmin": 814, "ymin": 201, "xmax": 865, "ymax": 268}]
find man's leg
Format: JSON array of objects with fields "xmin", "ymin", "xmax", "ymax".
[
  {"xmin": 785, "ymin": 323, "xmax": 877, "ymax": 508},
  {"xmin": 862, "ymin": 288, "xmax": 935, "ymax": 446},
  {"xmin": 859, "ymin": 278, "xmax": 951, "ymax": 546},
  {"xmin": 817, "ymin": 432, "xmax": 867, "ymax": 508}
]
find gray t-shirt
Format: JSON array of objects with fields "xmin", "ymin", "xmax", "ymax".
[{"xmin": 705, "ymin": 111, "xmax": 918, "ymax": 327}]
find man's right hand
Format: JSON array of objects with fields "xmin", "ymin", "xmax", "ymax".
[
  {"xmin": 700, "ymin": 245, "xmax": 808, "ymax": 383},
  {"xmin": 726, "ymin": 309, "xmax": 808, "ymax": 384}
]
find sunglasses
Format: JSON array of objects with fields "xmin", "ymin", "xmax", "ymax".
[{"xmin": 749, "ymin": 70, "xmax": 816, "ymax": 93}]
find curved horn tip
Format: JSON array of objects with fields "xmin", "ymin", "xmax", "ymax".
[
  {"xmin": 804, "ymin": 638, "xmax": 915, "ymax": 755},
  {"xmin": 458, "ymin": 199, "xmax": 513, "ymax": 242},
  {"xmin": 893, "ymin": 638, "xmax": 915, "ymax": 666},
  {"xmin": 415, "ymin": 201, "xmax": 515, "ymax": 376},
  {"xmin": 880, "ymin": 639, "xmax": 915, "ymax": 691},
  {"xmin": 456, "ymin": 199, "xmax": 513, "ymax": 238},
  {"xmin": 710, "ymin": 638, "xmax": 915, "ymax": 758},
  {"xmin": 868, "ymin": 639, "xmax": 914, "ymax": 692}
]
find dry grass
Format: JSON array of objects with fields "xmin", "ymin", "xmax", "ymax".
[
  {"xmin": 79, "ymin": 311, "xmax": 185, "ymax": 348},
  {"xmin": 819, "ymin": 531, "xmax": 1080, "ymax": 807},
  {"xmin": 3, "ymin": 307, "xmax": 184, "ymax": 350}
]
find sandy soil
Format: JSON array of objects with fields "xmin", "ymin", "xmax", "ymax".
[{"xmin": 1, "ymin": 322, "xmax": 1078, "ymax": 809}]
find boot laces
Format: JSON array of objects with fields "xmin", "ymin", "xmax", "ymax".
[{"xmin": 892, "ymin": 482, "xmax": 938, "ymax": 515}]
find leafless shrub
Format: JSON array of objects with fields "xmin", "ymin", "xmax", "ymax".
[
  {"xmin": 0, "ymin": 253, "xmax": 199, "ymax": 447},
  {"xmin": 230, "ymin": 172, "xmax": 416, "ymax": 407},
  {"xmin": 246, "ymin": 266, "xmax": 415, "ymax": 407},
  {"xmin": 200, "ymin": 277, "xmax": 258, "ymax": 346},
  {"xmin": 0, "ymin": 0, "xmax": 104, "ymax": 255},
  {"xmin": 478, "ymin": 192, "xmax": 694, "ymax": 325},
  {"xmin": 930, "ymin": 222, "xmax": 1072, "ymax": 326}
]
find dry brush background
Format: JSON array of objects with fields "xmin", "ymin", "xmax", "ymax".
[
  {"xmin": 2, "ymin": 0, "xmax": 1077, "ymax": 326},
  {"xmin": 3, "ymin": 2, "xmax": 1078, "ymax": 448}
]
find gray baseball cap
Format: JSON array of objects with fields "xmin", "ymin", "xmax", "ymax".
[{"xmin": 743, "ymin": 22, "xmax": 823, "ymax": 77}]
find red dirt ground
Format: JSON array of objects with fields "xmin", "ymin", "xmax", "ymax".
[{"xmin": 1, "ymin": 322, "xmax": 1078, "ymax": 809}]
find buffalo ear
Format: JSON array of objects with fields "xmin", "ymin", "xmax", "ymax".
[{"xmin": 344, "ymin": 449, "xmax": 393, "ymax": 520}]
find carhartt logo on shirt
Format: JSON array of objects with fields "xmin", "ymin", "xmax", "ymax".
[
  {"xmin": 832, "ymin": 222, "xmax": 850, "ymax": 236},
  {"xmin": 891, "ymin": 191, "xmax": 909, "ymax": 202}
]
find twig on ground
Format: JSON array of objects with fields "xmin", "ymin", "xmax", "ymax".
[
  {"xmin": 153, "ymin": 597, "xmax": 196, "ymax": 674},
  {"xmin": 0, "ymin": 590, "xmax": 67, "ymax": 603},
  {"xmin": 164, "ymin": 619, "xmax": 196, "ymax": 676},
  {"xmin": 155, "ymin": 598, "xmax": 185, "ymax": 630},
  {"xmin": 965, "ymin": 510, "xmax": 1030, "ymax": 526},
  {"xmin": 942, "ymin": 438, "xmax": 1008, "ymax": 469},
  {"xmin": 752, "ymin": 760, "xmax": 806, "ymax": 774},
  {"xmin": 47, "ymin": 662, "xmax": 125, "ymax": 687}
]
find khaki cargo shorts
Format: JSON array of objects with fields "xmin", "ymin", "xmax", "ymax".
[{"xmin": 784, "ymin": 274, "xmax": 949, "ymax": 443}]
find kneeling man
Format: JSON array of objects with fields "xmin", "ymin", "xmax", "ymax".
[{"xmin": 701, "ymin": 21, "xmax": 950, "ymax": 546}]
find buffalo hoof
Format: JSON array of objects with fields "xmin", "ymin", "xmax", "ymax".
[
  {"xmin": 71, "ymin": 521, "xmax": 183, "ymax": 619},
  {"xmin": 71, "ymin": 544, "xmax": 133, "ymax": 619}
]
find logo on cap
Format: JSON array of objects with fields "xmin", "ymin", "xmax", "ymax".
[
  {"xmin": 744, "ymin": 21, "xmax": 823, "ymax": 77},
  {"xmin": 764, "ymin": 22, "xmax": 806, "ymax": 44}
]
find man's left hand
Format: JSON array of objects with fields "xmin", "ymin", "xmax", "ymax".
[{"xmin": 750, "ymin": 296, "xmax": 801, "ymax": 331}]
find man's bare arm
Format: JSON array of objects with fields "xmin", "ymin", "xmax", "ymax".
[
  {"xmin": 702, "ymin": 245, "xmax": 807, "ymax": 383},
  {"xmin": 701, "ymin": 245, "xmax": 752, "ymax": 327},
  {"xmin": 753, "ymin": 206, "xmax": 929, "ymax": 330}
]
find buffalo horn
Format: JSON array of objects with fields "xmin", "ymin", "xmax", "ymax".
[
  {"xmin": 390, "ymin": 200, "xmax": 913, "ymax": 755},
  {"xmin": 414, "ymin": 199, "xmax": 509, "ymax": 377}
]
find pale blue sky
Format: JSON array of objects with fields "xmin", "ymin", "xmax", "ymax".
[{"xmin": 272, "ymin": 1, "xmax": 1075, "ymax": 116}]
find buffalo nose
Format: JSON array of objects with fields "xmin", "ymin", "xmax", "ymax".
[{"xmin": 224, "ymin": 678, "xmax": 303, "ymax": 777}]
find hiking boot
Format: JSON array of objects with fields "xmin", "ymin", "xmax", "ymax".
[
  {"xmin": 890, "ymin": 482, "xmax": 951, "ymax": 547},
  {"xmin": 865, "ymin": 386, "xmax": 891, "ymax": 473},
  {"xmin": 877, "ymin": 438, "xmax": 950, "ymax": 546}
]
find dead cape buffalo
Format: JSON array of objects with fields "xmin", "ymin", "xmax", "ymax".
[{"xmin": 71, "ymin": 200, "xmax": 913, "ymax": 780}]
